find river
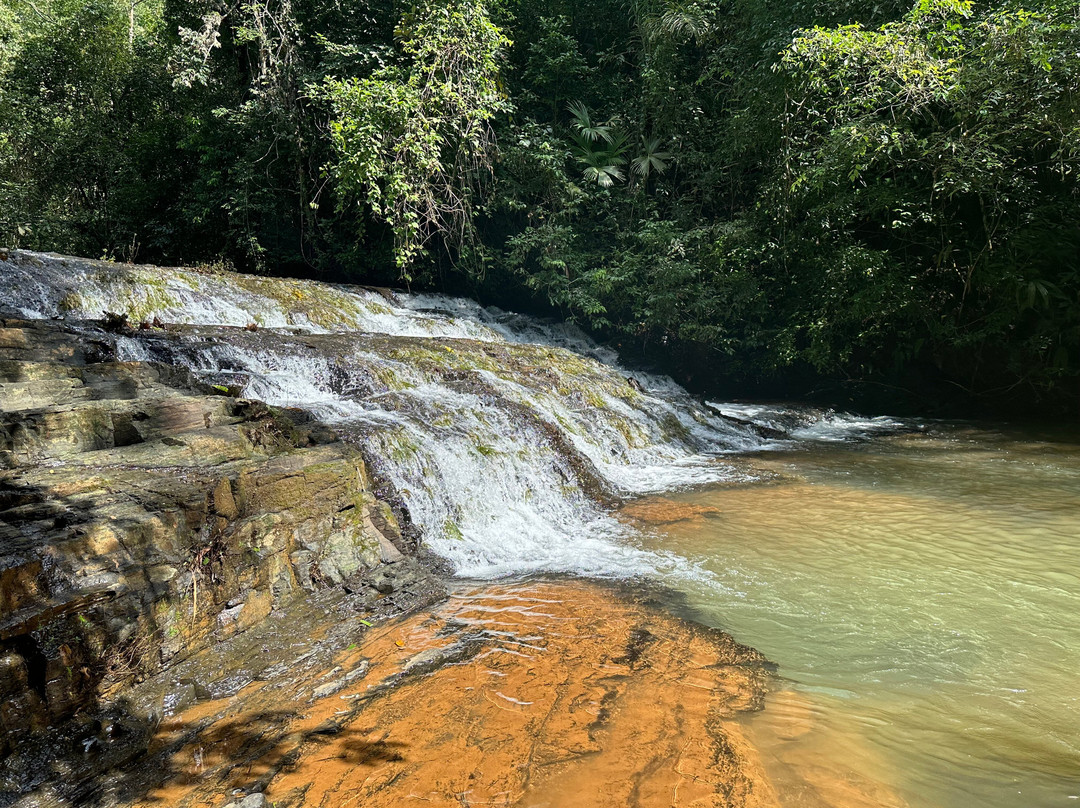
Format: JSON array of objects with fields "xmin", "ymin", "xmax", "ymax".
[{"xmin": 629, "ymin": 415, "xmax": 1080, "ymax": 807}]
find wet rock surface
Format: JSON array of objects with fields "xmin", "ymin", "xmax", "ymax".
[
  {"xmin": 0, "ymin": 317, "xmax": 439, "ymax": 799},
  {"xmin": 88, "ymin": 579, "xmax": 775, "ymax": 808},
  {"xmin": 620, "ymin": 496, "xmax": 725, "ymax": 524}
]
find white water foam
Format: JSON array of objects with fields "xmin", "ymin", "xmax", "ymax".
[
  {"xmin": 0, "ymin": 249, "xmax": 854, "ymax": 584},
  {"xmin": 134, "ymin": 333, "xmax": 727, "ymax": 581},
  {"xmin": 0, "ymin": 251, "xmax": 505, "ymax": 341},
  {"xmin": 712, "ymin": 402, "xmax": 906, "ymax": 442}
]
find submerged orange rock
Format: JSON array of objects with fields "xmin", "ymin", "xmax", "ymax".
[
  {"xmin": 134, "ymin": 579, "xmax": 777, "ymax": 808},
  {"xmin": 620, "ymin": 497, "xmax": 723, "ymax": 525}
]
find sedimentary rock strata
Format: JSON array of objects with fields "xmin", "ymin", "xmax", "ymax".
[{"xmin": 0, "ymin": 318, "xmax": 433, "ymax": 771}]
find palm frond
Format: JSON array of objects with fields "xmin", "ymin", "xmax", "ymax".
[
  {"xmin": 583, "ymin": 163, "xmax": 625, "ymax": 187},
  {"xmin": 567, "ymin": 101, "xmax": 613, "ymax": 143},
  {"xmin": 632, "ymin": 136, "xmax": 671, "ymax": 177}
]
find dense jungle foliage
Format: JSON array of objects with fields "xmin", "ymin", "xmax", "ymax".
[{"xmin": 1, "ymin": 0, "xmax": 1078, "ymax": 412}]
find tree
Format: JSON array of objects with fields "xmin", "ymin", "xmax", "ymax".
[
  {"xmin": 774, "ymin": 0, "xmax": 1080, "ymax": 392},
  {"xmin": 323, "ymin": 0, "xmax": 511, "ymax": 276},
  {"xmin": 0, "ymin": 0, "xmax": 142, "ymax": 253}
]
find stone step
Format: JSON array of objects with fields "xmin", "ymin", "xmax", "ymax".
[
  {"xmin": 1, "ymin": 397, "xmax": 242, "ymax": 467},
  {"xmin": 0, "ymin": 378, "xmax": 91, "ymax": 411},
  {"xmin": 0, "ymin": 322, "xmax": 102, "ymax": 365},
  {"xmin": 61, "ymin": 426, "xmax": 257, "ymax": 468},
  {"xmin": 0, "ymin": 360, "xmax": 84, "ymax": 384},
  {"xmin": 0, "ymin": 361, "xmax": 207, "ymax": 412}
]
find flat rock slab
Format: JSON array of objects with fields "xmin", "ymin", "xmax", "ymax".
[{"xmin": 124, "ymin": 579, "xmax": 777, "ymax": 808}]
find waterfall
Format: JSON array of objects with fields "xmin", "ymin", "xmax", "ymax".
[{"xmin": 2, "ymin": 250, "xmax": 766, "ymax": 579}]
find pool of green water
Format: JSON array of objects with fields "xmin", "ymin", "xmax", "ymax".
[{"xmin": 636, "ymin": 422, "xmax": 1080, "ymax": 808}]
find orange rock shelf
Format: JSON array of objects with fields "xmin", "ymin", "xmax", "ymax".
[{"xmin": 137, "ymin": 579, "xmax": 777, "ymax": 808}]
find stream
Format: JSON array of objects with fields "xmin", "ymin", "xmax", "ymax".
[
  {"xmin": 630, "ymin": 414, "xmax": 1080, "ymax": 807},
  {"xmin": 3, "ymin": 251, "xmax": 1078, "ymax": 807}
]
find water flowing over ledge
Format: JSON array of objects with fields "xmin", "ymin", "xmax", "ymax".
[
  {"xmin": 2, "ymin": 249, "xmax": 780, "ymax": 580},
  {"xmin": 23, "ymin": 250, "xmax": 1077, "ymax": 808}
]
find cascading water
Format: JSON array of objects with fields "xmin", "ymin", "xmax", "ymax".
[{"xmin": 0, "ymin": 250, "xmax": 768, "ymax": 580}]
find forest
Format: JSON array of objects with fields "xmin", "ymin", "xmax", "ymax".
[{"xmin": 2, "ymin": 0, "xmax": 1078, "ymax": 413}]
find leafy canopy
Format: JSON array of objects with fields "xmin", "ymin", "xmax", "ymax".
[{"xmin": 323, "ymin": 0, "xmax": 511, "ymax": 276}]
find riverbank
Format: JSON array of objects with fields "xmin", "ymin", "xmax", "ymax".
[{"xmin": 0, "ymin": 314, "xmax": 445, "ymax": 801}]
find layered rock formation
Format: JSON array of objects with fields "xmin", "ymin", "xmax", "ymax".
[
  {"xmin": 0, "ymin": 317, "xmax": 437, "ymax": 770},
  {"xmin": 0, "ymin": 254, "xmax": 782, "ymax": 808}
]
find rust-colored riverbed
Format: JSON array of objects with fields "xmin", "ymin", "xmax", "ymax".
[{"xmin": 132, "ymin": 580, "xmax": 779, "ymax": 808}]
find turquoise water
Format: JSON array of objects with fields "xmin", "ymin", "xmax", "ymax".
[{"xmin": 634, "ymin": 422, "xmax": 1080, "ymax": 807}]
